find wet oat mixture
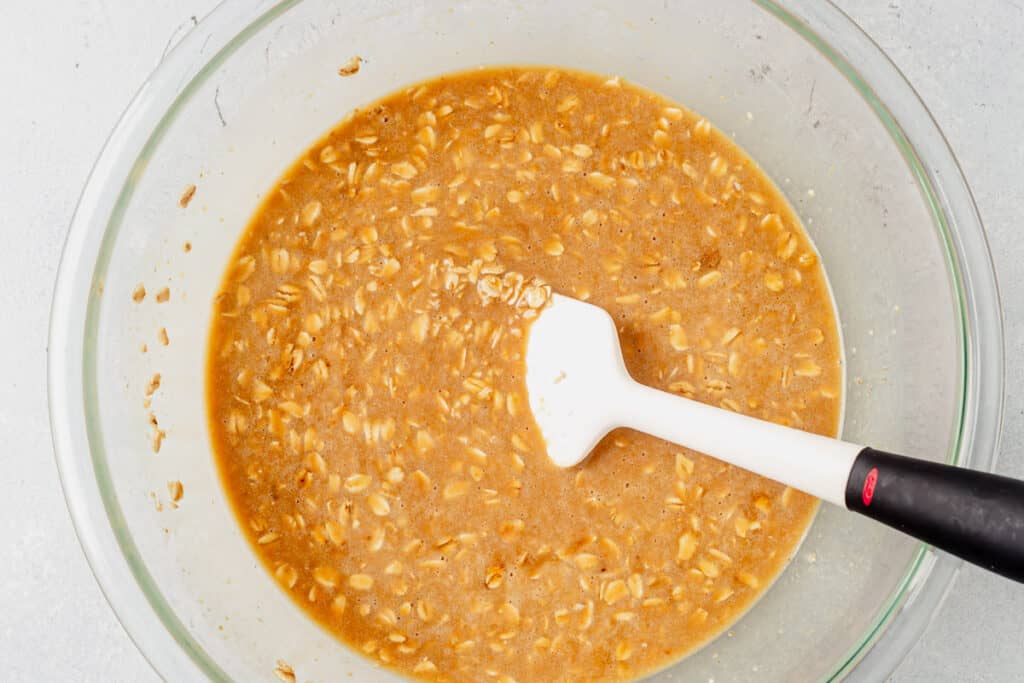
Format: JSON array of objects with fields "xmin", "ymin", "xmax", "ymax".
[{"xmin": 207, "ymin": 67, "xmax": 841, "ymax": 682}]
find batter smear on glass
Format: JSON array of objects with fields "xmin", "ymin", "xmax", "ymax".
[{"xmin": 207, "ymin": 67, "xmax": 842, "ymax": 682}]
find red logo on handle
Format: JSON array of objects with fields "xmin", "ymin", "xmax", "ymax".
[{"xmin": 862, "ymin": 467, "xmax": 879, "ymax": 507}]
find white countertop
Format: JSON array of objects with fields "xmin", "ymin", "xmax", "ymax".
[{"xmin": 2, "ymin": 1, "xmax": 1021, "ymax": 680}]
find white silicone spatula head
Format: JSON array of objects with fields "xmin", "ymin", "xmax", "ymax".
[{"xmin": 524, "ymin": 294, "xmax": 634, "ymax": 467}]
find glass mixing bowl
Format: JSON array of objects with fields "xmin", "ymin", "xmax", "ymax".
[{"xmin": 48, "ymin": 1, "xmax": 1004, "ymax": 680}]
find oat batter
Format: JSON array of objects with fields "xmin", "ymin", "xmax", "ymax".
[{"xmin": 207, "ymin": 67, "xmax": 841, "ymax": 682}]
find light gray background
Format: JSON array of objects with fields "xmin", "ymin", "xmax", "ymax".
[{"xmin": 1, "ymin": 1, "xmax": 1020, "ymax": 680}]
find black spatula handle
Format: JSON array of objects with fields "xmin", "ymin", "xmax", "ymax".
[{"xmin": 845, "ymin": 447, "xmax": 1024, "ymax": 582}]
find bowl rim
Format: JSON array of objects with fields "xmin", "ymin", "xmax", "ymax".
[{"xmin": 47, "ymin": 0, "xmax": 1005, "ymax": 680}]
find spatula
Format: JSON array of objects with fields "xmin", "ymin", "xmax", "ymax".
[{"xmin": 525, "ymin": 294, "xmax": 1024, "ymax": 582}]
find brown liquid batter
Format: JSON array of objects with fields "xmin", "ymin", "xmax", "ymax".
[{"xmin": 207, "ymin": 67, "xmax": 841, "ymax": 682}]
